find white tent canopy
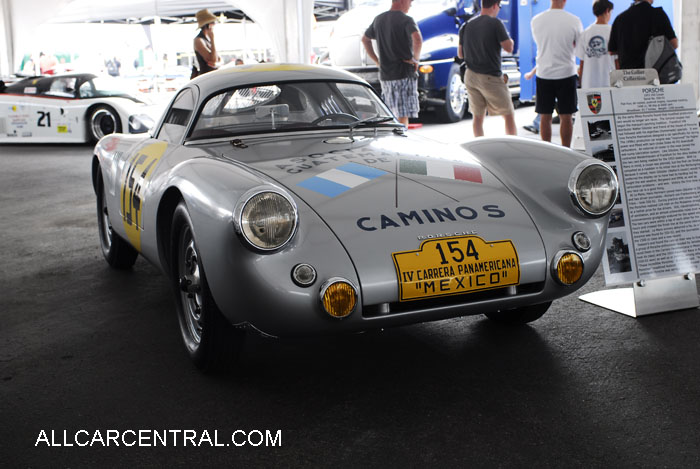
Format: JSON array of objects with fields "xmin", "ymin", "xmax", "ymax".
[{"xmin": 0, "ymin": 0, "xmax": 314, "ymax": 76}]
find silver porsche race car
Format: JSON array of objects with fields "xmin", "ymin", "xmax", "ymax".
[
  {"xmin": 92, "ymin": 63, "xmax": 618, "ymax": 370},
  {"xmin": 0, "ymin": 73, "xmax": 156, "ymax": 143}
]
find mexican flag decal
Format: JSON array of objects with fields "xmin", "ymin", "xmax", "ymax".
[{"xmin": 399, "ymin": 159, "xmax": 482, "ymax": 184}]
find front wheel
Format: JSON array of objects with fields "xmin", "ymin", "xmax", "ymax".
[
  {"xmin": 96, "ymin": 172, "xmax": 138, "ymax": 269},
  {"xmin": 435, "ymin": 63, "xmax": 468, "ymax": 123},
  {"xmin": 484, "ymin": 302, "xmax": 552, "ymax": 325},
  {"xmin": 87, "ymin": 105, "xmax": 122, "ymax": 142},
  {"xmin": 170, "ymin": 202, "xmax": 244, "ymax": 371}
]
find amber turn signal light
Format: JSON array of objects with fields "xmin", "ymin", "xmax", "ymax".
[
  {"xmin": 553, "ymin": 252, "xmax": 584, "ymax": 286},
  {"xmin": 320, "ymin": 278, "xmax": 357, "ymax": 318}
]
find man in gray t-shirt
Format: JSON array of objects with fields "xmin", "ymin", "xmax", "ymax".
[
  {"xmin": 458, "ymin": 0, "xmax": 516, "ymax": 137},
  {"xmin": 362, "ymin": 0, "xmax": 422, "ymax": 126}
]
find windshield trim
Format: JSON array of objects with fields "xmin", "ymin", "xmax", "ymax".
[
  {"xmin": 185, "ymin": 79, "xmax": 395, "ymax": 143},
  {"xmin": 183, "ymin": 125, "xmax": 399, "ymax": 146}
]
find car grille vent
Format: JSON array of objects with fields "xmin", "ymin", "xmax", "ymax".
[{"xmin": 362, "ymin": 282, "xmax": 545, "ymax": 318}]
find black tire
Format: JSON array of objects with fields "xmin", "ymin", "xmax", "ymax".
[
  {"xmin": 435, "ymin": 63, "xmax": 468, "ymax": 123},
  {"xmin": 87, "ymin": 105, "xmax": 122, "ymax": 142},
  {"xmin": 96, "ymin": 172, "xmax": 138, "ymax": 269},
  {"xmin": 170, "ymin": 202, "xmax": 244, "ymax": 371},
  {"xmin": 484, "ymin": 302, "xmax": 552, "ymax": 325}
]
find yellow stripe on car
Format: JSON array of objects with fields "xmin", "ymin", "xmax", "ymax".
[{"xmin": 120, "ymin": 141, "xmax": 168, "ymax": 251}]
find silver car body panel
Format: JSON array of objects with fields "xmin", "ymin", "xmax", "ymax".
[{"xmin": 94, "ymin": 63, "xmax": 612, "ymax": 337}]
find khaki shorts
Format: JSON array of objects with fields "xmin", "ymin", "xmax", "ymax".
[{"xmin": 465, "ymin": 69, "xmax": 514, "ymax": 117}]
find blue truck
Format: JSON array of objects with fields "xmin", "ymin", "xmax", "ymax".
[
  {"xmin": 328, "ymin": 0, "xmax": 519, "ymax": 122},
  {"xmin": 328, "ymin": 0, "xmax": 676, "ymax": 122}
]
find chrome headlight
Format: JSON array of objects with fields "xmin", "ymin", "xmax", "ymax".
[
  {"xmin": 128, "ymin": 114, "xmax": 154, "ymax": 133},
  {"xmin": 234, "ymin": 188, "xmax": 298, "ymax": 251},
  {"xmin": 568, "ymin": 161, "xmax": 618, "ymax": 216}
]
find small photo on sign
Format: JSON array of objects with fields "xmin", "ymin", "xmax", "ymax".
[
  {"xmin": 606, "ymin": 232, "xmax": 632, "ymax": 274},
  {"xmin": 608, "ymin": 207, "xmax": 624, "ymax": 228},
  {"xmin": 592, "ymin": 142, "xmax": 615, "ymax": 162},
  {"xmin": 587, "ymin": 119, "xmax": 611, "ymax": 141}
]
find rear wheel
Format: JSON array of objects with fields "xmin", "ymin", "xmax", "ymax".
[
  {"xmin": 170, "ymin": 202, "xmax": 244, "ymax": 371},
  {"xmin": 484, "ymin": 302, "xmax": 552, "ymax": 325},
  {"xmin": 435, "ymin": 63, "xmax": 467, "ymax": 123},
  {"xmin": 87, "ymin": 105, "xmax": 122, "ymax": 142},
  {"xmin": 96, "ymin": 172, "xmax": 138, "ymax": 269}
]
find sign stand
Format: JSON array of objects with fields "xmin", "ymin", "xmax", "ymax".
[
  {"xmin": 577, "ymin": 70, "xmax": 700, "ymax": 318},
  {"xmin": 580, "ymin": 274, "xmax": 699, "ymax": 317}
]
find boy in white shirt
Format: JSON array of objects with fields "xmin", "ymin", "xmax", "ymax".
[{"xmin": 576, "ymin": 0, "xmax": 615, "ymax": 89}]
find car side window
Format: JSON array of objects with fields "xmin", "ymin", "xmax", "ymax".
[
  {"xmin": 79, "ymin": 81, "xmax": 96, "ymax": 98},
  {"xmin": 45, "ymin": 77, "xmax": 77, "ymax": 98},
  {"xmin": 159, "ymin": 88, "xmax": 195, "ymax": 143}
]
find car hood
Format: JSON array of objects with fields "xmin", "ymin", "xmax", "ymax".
[{"xmin": 217, "ymin": 133, "xmax": 546, "ymax": 304}]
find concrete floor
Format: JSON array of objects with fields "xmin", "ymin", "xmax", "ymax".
[{"xmin": 2, "ymin": 108, "xmax": 700, "ymax": 466}]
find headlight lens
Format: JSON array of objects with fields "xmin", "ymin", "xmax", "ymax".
[
  {"xmin": 569, "ymin": 161, "xmax": 618, "ymax": 216},
  {"xmin": 237, "ymin": 190, "xmax": 297, "ymax": 251},
  {"xmin": 128, "ymin": 114, "xmax": 155, "ymax": 133}
]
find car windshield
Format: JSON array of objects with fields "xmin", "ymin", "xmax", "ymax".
[
  {"xmin": 78, "ymin": 76, "xmax": 138, "ymax": 101},
  {"xmin": 188, "ymin": 81, "xmax": 397, "ymax": 140}
]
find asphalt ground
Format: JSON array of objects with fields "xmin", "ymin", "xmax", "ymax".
[{"xmin": 2, "ymin": 107, "xmax": 700, "ymax": 467}]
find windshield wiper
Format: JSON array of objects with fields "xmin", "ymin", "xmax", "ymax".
[{"xmin": 348, "ymin": 115, "xmax": 397, "ymax": 129}]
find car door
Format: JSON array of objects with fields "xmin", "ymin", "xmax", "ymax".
[{"xmin": 23, "ymin": 77, "xmax": 79, "ymax": 141}]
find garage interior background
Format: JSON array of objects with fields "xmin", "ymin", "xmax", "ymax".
[{"xmin": 1, "ymin": 0, "xmax": 698, "ymax": 100}]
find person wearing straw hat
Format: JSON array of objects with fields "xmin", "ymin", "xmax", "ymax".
[{"xmin": 191, "ymin": 9, "xmax": 220, "ymax": 79}]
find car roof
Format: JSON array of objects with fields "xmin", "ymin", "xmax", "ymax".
[
  {"xmin": 3, "ymin": 73, "xmax": 96, "ymax": 94},
  {"xmin": 191, "ymin": 63, "xmax": 367, "ymax": 95}
]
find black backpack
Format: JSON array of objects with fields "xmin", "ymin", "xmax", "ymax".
[{"xmin": 645, "ymin": 35, "xmax": 682, "ymax": 84}]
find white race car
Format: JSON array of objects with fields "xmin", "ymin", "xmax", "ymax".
[{"xmin": 0, "ymin": 73, "xmax": 157, "ymax": 143}]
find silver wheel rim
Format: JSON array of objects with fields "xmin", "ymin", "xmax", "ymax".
[
  {"xmin": 99, "ymin": 187, "xmax": 113, "ymax": 251},
  {"xmin": 178, "ymin": 228, "xmax": 204, "ymax": 347},
  {"xmin": 448, "ymin": 74, "xmax": 467, "ymax": 116},
  {"xmin": 91, "ymin": 109, "xmax": 117, "ymax": 139}
]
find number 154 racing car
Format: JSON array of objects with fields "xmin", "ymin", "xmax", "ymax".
[{"xmin": 92, "ymin": 63, "xmax": 618, "ymax": 370}]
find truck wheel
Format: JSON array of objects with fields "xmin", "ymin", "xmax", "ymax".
[{"xmin": 435, "ymin": 63, "xmax": 467, "ymax": 123}]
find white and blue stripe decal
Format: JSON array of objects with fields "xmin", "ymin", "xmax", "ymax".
[{"xmin": 297, "ymin": 162, "xmax": 387, "ymax": 197}]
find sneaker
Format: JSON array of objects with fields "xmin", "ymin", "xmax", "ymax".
[{"xmin": 523, "ymin": 125, "xmax": 539, "ymax": 134}]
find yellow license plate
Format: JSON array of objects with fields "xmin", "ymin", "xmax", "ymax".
[{"xmin": 392, "ymin": 235, "xmax": 520, "ymax": 301}]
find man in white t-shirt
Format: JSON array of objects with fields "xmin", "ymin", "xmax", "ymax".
[
  {"xmin": 576, "ymin": 0, "xmax": 615, "ymax": 89},
  {"xmin": 531, "ymin": 0, "xmax": 583, "ymax": 147}
]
